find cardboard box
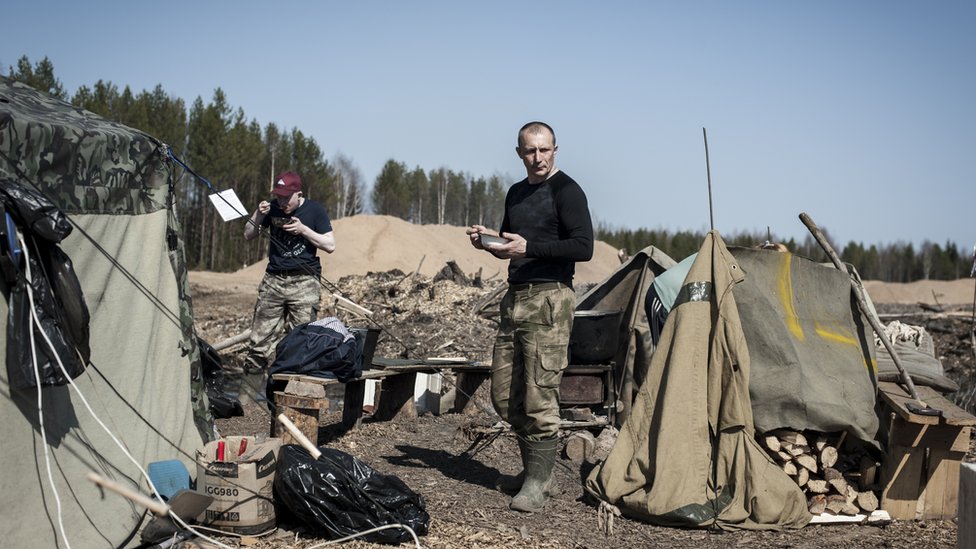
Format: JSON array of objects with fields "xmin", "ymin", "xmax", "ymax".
[{"xmin": 196, "ymin": 436, "xmax": 281, "ymax": 534}]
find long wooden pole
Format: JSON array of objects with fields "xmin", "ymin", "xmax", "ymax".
[
  {"xmin": 703, "ymin": 128, "xmax": 714, "ymax": 231},
  {"xmin": 799, "ymin": 212, "xmax": 923, "ymax": 403}
]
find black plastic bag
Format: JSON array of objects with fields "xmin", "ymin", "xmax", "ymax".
[
  {"xmin": 2, "ymin": 178, "xmax": 90, "ymax": 389},
  {"xmin": 274, "ymin": 445, "xmax": 429, "ymax": 544}
]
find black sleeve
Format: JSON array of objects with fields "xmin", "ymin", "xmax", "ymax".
[{"xmin": 526, "ymin": 180, "xmax": 593, "ymax": 261}]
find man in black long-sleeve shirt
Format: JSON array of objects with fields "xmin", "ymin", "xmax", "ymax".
[{"xmin": 466, "ymin": 121, "xmax": 593, "ymax": 512}]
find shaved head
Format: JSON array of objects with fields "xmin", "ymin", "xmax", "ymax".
[{"xmin": 517, "ymin": 121, "xmax": 556, "ymax": 149}]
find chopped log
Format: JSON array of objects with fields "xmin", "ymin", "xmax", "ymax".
[
  {"xmin": 775, "ymin": 450, "xmax": 793, "ymax": 462},
  {"xmin": 814, "ymin": 435, "xmax": 828, "ymax": 452},
  {"xmin": 782, "ymin": 461, "xmax": 798, "ymax": 476},
  {"xmin": 856, "ymin": 490, "xmax": 879, "ymax": 513},
  {"xmin": 795, "ymin": 454, "xmax": 818, "ymax": 473},
  {"xmin": 842, "ymin": 501, "xmax": 861, "ymax": 516},
  {"xmin": 808, "ymin": 494, "xmax": 827, "ymax": 515},
  {"xmin": 807, "ymin": 479, "xmax": 829, "ymax": 494},
  {"xmin": 283, "ymin": 380, "xmax": 327, "ymax": 399},
  {"xmin": 590, "ymin": 427, "xmax": 618, "ymax": 464},
  {"xmin": 824, "ymin": 467, "xmax": 849, "ymax": 495},
  {"xmin": 819, "ymin": 446, "xmax": 838, "ymax": 469},
  {"xmin": 789, "ymin": 444, "xmax": 811, "ymax": 457},
  {"xmin": 564, "ymin": 431, "xmax": 596, "ymax": 464},
  {"xmin": 763, "ymin": 435, "xmax": 782, "ymax": 453},
  {"xmin": 845, "ymin": 484, "xmax": 858, "ymax": 503},
  {"xmin": 772, "ymin": 429, "xmax": 808, "ymax": 447},
  {"xmin": 825, "ymin": 494, "xmax": 847, "ymax": 514},
  {"xmin": 797, "ymin": 466, "xmax": 810, "ymax": 487}
]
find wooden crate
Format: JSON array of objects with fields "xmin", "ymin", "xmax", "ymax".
[{"xmin": 878, "ymin": 381, "xmax": 976, "ymax": 520}]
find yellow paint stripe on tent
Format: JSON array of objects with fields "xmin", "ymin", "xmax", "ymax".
[
  {"xmin": 814, "ymin": 322, "xmax": 857, "ymax": 346},
  {"xmin": 813, "ymin": 322, "xmax": 877, "ymax": 372},
  {"xmin": 777, "ymin": 253, "xmax": 804, "ymax": 341}
]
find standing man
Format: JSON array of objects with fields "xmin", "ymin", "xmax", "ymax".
[
  {"xmin": 466, "ymin": 121, "xmax": 593, "ymax": 512},
  {"xmin": 242, "ymin": 171, "xmax": 336, "ymax": 374}
]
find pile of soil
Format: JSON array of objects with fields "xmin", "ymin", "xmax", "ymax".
[{"xmin": 190, "ymin": 219, "xmax": 975, "ymax": 548}]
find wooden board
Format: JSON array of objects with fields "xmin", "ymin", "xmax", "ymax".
[{"xmin": 878, "ymin": 381, "xmax": 976, "ymax": 426}]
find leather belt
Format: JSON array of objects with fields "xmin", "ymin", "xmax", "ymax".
[{"xmin": 269, "ymin": 269, "xmax": 314, "ymax": 277}]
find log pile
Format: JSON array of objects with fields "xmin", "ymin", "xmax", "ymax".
[{"xmin": 759, "ymin": 429, "xmax": 881, "ymax": 516}]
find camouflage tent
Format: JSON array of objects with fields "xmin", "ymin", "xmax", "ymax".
[{"xmin": 0, "ymin": 78, "xmax": 212, "ymax": 547}]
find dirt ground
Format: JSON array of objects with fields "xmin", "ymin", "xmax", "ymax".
[{"xmin": 188, "ymin": 221, "xmax": 976, "ymax": 548}]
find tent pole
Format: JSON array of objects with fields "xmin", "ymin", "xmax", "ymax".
[
  {"xmin": 702, "ymin": 128, "xmax": 714, "ymax": 231},
  {"xmin": 799, "ymin": 212, "xmax": 926, "ymax": 405}
]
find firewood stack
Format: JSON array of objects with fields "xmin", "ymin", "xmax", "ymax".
[{"xmin": 759, "ymin": 429, "xmax": 881, "ymax": 516}]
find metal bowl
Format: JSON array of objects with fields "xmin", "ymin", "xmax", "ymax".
[{"xmin": 479, "ymin": 234, "xmax": 509, "ymax": 247}]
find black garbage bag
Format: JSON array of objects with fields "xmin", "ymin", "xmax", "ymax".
[
  {"xmin": 274, "ymin": 445, "xmax": 430, "ymax": 544},
  {"xmin": 198, "ymin": 337, "xmax": 243, "ymax": 419},
  {"xmin": 2, "ymin": 178, "xmax": 90, "ymax": 389}
]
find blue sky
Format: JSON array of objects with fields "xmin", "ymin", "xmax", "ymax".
[{"xmin": 3, "ymin": 1, "xmax": 973, "ymax": 250}]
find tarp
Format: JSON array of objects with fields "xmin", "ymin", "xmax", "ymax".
[
  {"xmin": 0, "ymin": 78, "xmax": 210, "ymax": 547},
  {"xmin": 584, "ymin": 232, "xmax": 811, "ymax": 530},
  {"xmin": 730, "ymin": 248, "xmax": 878, "ymax": 444}
]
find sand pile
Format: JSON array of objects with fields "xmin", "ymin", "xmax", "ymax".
[{"xmin": 202, "ymin": 214, "xmax": 623, "ymax": 291}]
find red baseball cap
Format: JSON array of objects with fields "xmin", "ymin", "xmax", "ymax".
[{"xmin": 272, "ymin": 171, "xmax": 302, "ymax": 196}]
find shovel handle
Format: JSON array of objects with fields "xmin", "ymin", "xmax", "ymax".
[
  {"xmin": 87, "ymin": 472, "xmax": 170, "ymax": 517},
  {"xmin": 276, "ymin": 413, "xmax": 322, "ymax": 459}
]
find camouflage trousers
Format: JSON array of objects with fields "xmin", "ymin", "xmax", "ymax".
[
  {"xmin": 245, "ymin": 272, "xmax": 321, "ymax": 371},
  {"xmin": 490, "ymin": 281, "xmax": 575, "ymax": 441}
]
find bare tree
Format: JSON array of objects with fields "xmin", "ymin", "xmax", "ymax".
[{"xmin": 332, "ymin": 152, "xmax": 364, "ymax": 219}]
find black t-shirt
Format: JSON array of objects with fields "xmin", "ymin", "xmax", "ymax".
[
  {"xmin": 500, "ymin": 170, "xmax": 593, "ymax": 286},
  {"xmin": 262, "ymin": 198, "xmax": 332, "ymax": 275}
]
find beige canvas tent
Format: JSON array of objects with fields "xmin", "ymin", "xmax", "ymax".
[
  {"xmin": 581, "ymin": 232, "xmax": 880, "ymax": 529},
  {"xmin": 0, "ymin": 78, "xmax": 210, "ymax": 547}
]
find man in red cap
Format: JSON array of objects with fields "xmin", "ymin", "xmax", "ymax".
[{"xmin": 241, "ymin": 171, "xmax": 336, "ymax": 374}]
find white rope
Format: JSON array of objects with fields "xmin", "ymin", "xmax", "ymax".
[
  {"xmin": 18, "ymin": 234, "xmax": 233, "ymax": 549},
  {"xmin": 596, "ymin": 500, "xmax": 621, "ymax": 536},
  {"xmin": 22, "ymin": 231, "xmax": 72, "ymax": 549},
  {"xmin": 306, "ymin": 523, "xmax": 422, "ymax": 548}
]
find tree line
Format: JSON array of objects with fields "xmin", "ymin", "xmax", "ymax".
[
  {"xmin": 599, "ymin": 224, "xmax": 973, "ymax": 282},
  {"xmin": 6, "ymin": 56, "xmax": 972, "ymax": 281},
  {"xmin": 6, "ymin": 55, "xmax": 512, "ymax": 272}
]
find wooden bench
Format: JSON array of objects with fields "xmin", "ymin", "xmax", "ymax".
[
  {"xmin": 270, "ymin": 359, "xmax": 616, "ymax": 445},
  {"xmin": 270, "ymin": 360, "xmax": 490, "ymax": 445},
  {"xmin": 878, "ymin": 381, "xmax": 976, "ymax": 520}
]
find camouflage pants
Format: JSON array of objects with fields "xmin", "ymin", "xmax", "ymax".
[
  {"xmin": 490, "ymin": 282, "xmax": 575, "ymax": 441},
  {"xmin": 245, "ymin": 272, "xmax": 321, "ymax": 371}
]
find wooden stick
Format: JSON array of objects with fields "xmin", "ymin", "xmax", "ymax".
[
  {"xmin": 87, "ymin": 472, "xmax": 169, "ymax": 517},
  {"xmin": 277, "ymin": 413, "xmax": 322, "ymax": 459},
  {"xmin": 213, "ymin": 330, "xmax": 251, "ymax": 352},
  {"xmin": 703, "ymin": 128, "xmax": 715, "ymax": 231},
  {"xmin": 799, "ymin": 212, "xmax": 921, "ymax": 403}
]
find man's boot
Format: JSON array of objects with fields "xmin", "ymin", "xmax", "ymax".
[
  {"xmin": 510, "ymin": 437, "xmax": 558, "ymax": 513},
  {"xmin": 496, "ymin": 437, "xmax": 528, "ymax": 495}
]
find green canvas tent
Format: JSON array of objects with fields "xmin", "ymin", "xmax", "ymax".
[{"xmin": 0, "ymin": 78, "xmax": 211, "ymax": 547}]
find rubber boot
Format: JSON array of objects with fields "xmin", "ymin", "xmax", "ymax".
[
  {"xmin": 496, "ymin": 437, "xmax": 528, "ymax": 495},
  {"xmin": 510, "ymin": 437, "xmax": 558, "ymax": 513}
]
